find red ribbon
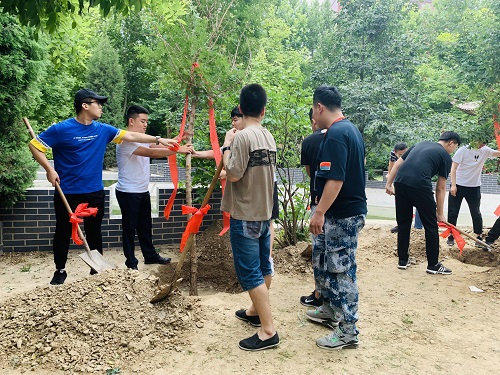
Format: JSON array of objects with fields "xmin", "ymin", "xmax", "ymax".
[
  {"xmin": 69, "ymin": 203, "xmax": 98, "ymax": 245},
  {"xmin": 179, "ymin": 204, "xmax": 211, "ymax": 252},
  {"xmin": 438, "ymin": 222, "xmax": 466, "ymax": 255},
  {"xmin": 207, "ymin": 98, "xmax": 230, "ymax": 235},
  {"xmin": 164, "ymin": 95, "xmax": 189, "ymax": 220}
]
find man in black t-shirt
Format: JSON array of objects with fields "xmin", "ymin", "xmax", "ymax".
[
  {"xmin": 385, "ymin": 131, "xmax": 461, "ymax": 275},
  {"xmin": 307, "ymin": 86, "xmax": 367, "ymax": 350},
  {"xmin": 299, "ymin": 109, "xmax": 326, "ymax": 308}
]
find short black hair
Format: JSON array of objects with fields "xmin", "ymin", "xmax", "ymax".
[
  {"xmin": 126, "ymin": 105, "xmax": 149, "ymax": 122},
  {"xmin": 439, "ymin": 131, "xmax": 461, "ymax": 146},
  {"xmin": 308, "ymin": 108, "xmax": 313, "ymax": 123},
  {"xmin": 313, "ymin": 86, "xmax": 342, "ymax": 110},
  {"xmin": 230, "ymin": 106, "xmax": 242, "ymax": 118},
  {"xmin": 394, "ymin": 142, "xmax": 408, "ymax": 152},
  {"xmin": 239, "ymin": 84, "xmax": 267, "ymax": 117}
]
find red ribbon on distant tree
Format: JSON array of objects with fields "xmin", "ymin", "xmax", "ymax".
[
  {"xmin": 438, "ymin": 222, "xmax": 466, "ymax": 254},
  {"xmin": 179, "ymin": 204, "xmax": 211, "ymax": 252},
  {"xmin": 69, "ymin": 203, "xmax": 98, "ymax": 245}
]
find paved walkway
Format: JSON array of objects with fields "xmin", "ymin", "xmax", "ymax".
[
  {"xmin": 34, "ymin": 169, "xmax": 500, "ymax": 227},
  {"xmin": 367, "ymin": 188, "xmax": 499, "ymax": 227}
]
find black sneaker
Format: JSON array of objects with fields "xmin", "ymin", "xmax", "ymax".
[
  {"xmin": 482, "ymin": 241, "xmax": 493, "ymax": 252},
  {"xmin": 235, "ymin": 309, "xmax": 261, "ymax": 327},
  {"xmin": 238, "ymin": 332, "xmax": 280, "ymax": 351},
  {"xmin": 446, "ymin": 236, "xmax": 454, "ymax": 246},
  {"xmin": 89, "ymin": 269, "xmax": 97, "ymax": 275},
  {"xmin": 300, "ymin": 291, "xmax": 323, "ymax": 307},
  {"xmin": 144, "ymin": 256, "xmax": 171, "ymax": 265},
  {"xmin": 426, "ymin": 263, "xmax": 452, "ymax": 275},
  {"xmin": 398, "ymin": 258, "xmax": 411, "ymax": 270},
  {"xmin": 390, "ymin": 226, "xmax": 399, "ymax": 233},
  {"xmin": 50, "ymin": 270, "xmax": 67, "ymax": 285}
]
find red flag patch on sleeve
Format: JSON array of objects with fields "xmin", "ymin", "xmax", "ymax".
[{"xmin": 319, "ymin": 161, "xmax": 331, "ymax": 171}]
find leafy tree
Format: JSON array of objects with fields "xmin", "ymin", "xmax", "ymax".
[
  {"xmin": 85, "ymin": 35, "xmax": 125, "ymax": 168},
  {"xmin": 0, "ymin": 12, "xmax": 45, "ymax": 207},
  {"xmin": 0, "ymin": 0, "xmax": 186, "ymax": 33}
]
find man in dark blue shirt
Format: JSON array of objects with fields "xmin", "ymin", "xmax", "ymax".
[{"xmin": 307, "ymin": 86, "xmax": 367, "ymax": 350}]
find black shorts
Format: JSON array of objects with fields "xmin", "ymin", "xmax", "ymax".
[{"xmin": 271, "ymin": 182, "xmax": 279, "ymax": 220}]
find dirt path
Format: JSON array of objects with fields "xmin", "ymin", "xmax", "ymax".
[{"xmin": 0, "ymin": 222, "xmax": 498, "ymax": 374}]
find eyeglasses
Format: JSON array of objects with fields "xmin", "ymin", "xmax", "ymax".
[{"xmin": 84, "ymin": 100, "xmax": 102, "ymax": 107}]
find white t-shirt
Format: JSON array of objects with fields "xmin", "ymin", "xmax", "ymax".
[
  {"xmin": 116, "ymin": 142, "xmax": 150, "ymax": 193},
  {"xmin": 453, "ymin": 145, "xmax": 496, "ymax": 187}
]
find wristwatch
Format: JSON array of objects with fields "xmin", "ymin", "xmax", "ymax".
[
  {"xmin": 222, "ymin": 146, "xmax": 231, "ymax": 153},
  {"xmin": 155, "ymin": 135, "xmax": 161, "ymax": 145}
]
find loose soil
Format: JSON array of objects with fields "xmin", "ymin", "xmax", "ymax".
[{"xmin": 0, "ymin": 221, "xmax": 498, "ymax": 375}]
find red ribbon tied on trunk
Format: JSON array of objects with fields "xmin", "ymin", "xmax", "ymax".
[
  {"xmin": 179, "ymin": 204, "xmax": 211, "ymax": 252},
  {"xmin": 438, "ymin": 222, "xmax": 466, "ymax": 255},
  {"xmin": 69, "ymin": 203, "xmax": 98, "ymax": 245}
]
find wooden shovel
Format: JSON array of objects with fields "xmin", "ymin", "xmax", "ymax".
[
  {"xmin": 442, "ymin": 221, "xmax": 492, "ymax": 252},
  {"xmin": 150, "ymin": 160, "xmax": 224, "ymax": 303},
  {"xmin": 24, "ymin": 117, "xmax": 117, "ymax": 272}
]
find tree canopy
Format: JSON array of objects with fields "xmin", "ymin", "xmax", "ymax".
[{"xmin": 1, "ymin": 0, "xmax": 500, "ymax": 208}]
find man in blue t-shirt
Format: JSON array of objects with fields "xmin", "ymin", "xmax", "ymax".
[
  {"xmin": 306, "ymin": 86, "xmax": 367, "ymax": 350},
  {"xmin": 29, "ymin": 89, "xmax": 179, "ymax": 285}
]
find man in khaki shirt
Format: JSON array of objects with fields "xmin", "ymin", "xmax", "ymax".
[{"xmin": 221, "ymin": 84, "xmax": 279, "ymax": 351}]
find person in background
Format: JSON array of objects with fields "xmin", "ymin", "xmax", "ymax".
[
  {"xmin": 116, "ymin": 105, "xmax": 193, "ymax": 270},
  {"xmin": 299, "ymin": 108, "xmax": 325, "ymax": 308},
  {"xmin": 389, "ymin": 142, "xmax": 423, "ymax": 233},
  {"xmin": 29, "ymin": 89, "xmax": 179, "ymax": 285},
  {"xmin": 446, "ymin": 140, "xmax": 500, "ymax": 247}
]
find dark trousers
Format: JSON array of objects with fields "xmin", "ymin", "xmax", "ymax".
[
  {"xmin": 394, "ymin": 182, "xmax": 440, "ymax": 268},
  {"xmin": 53, "ymin": 190, "xmax": 105, "ymax": 270},
  {"xmin": 447, "ymin": 185, "xmax": 482, "ymax": 235},
  {"xmin": 486, "ymin": 216, "xmax": 500, "ymax": 243},
  {"xmin": 116, "ymin": 190, "xmax": 157, "ymax": 268}
]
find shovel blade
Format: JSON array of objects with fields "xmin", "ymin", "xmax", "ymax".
[
  {"xmin": 79, "ymin": 250, "xmax": 117, "ymax": 273},
  {"xmin": 150, "ymin": 278, "xmax": 183, "ymax": 304}
]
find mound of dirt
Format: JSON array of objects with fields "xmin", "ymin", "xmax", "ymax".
[
  {"xmin": 155, "ymin": 221, "xmax": 316, "ymax": 293},
  {"xmin": 0, "ymin": 270, "xmax": 203, "ymax": 373}
]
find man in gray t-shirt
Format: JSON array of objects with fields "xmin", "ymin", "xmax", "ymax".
[{"xmin": 221, "ymin": 84, "xmax": 279, "ymax": 351}]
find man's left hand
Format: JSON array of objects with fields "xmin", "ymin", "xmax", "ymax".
[{"xmin": 309, "ymin": 212, "xmax": 325, "ymax": 235}]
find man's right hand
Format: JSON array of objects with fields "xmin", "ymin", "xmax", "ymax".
[
  {"xmin": 47, "ymin": 170, "xmax": 60, "ymax": 186},
  {"xmin": 224, "ymin": 128, "xmax": 238, "ymax": 145},
  {"xmin": 450, "ymin": 185, "xmax": 457, "ymax": 197}
]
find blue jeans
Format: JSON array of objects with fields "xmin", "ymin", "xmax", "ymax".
[
  {"xmin": 229, "ymin": 218, "xmax": 272, "ymax": 291},
  {"xmin": 414, "ymin": 209, "xmax": 423, "ymax": 229}
]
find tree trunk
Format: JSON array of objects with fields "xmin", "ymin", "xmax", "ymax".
[{"xmin": 186, "ymin": 97, "xmax": 198, "ymax": 296}]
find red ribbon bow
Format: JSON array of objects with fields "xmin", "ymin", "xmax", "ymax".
[
  {"xmin": 69, "ymin": 203, "xmax": 98, "ymax": 245},
  {"xmin": 438, "ymin": 222, "xmax": 466, "ymax": 255},
  {"xmin": 179, "ymin": 204, "xmax": 211, "ymax": 252}
]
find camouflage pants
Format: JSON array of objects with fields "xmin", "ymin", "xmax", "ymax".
[{"xmin": 312, "ymin": 214, "xmax": 365, "ymax": 335}]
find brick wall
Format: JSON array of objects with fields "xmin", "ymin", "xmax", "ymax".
[{"xmin": 0, "ymin": 188, "xmax": 222, "ymax": 253}]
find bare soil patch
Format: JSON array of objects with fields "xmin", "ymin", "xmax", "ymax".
[{"xmin": 0, "ymin": 221, "xmax": 498, "ymax": 375}]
